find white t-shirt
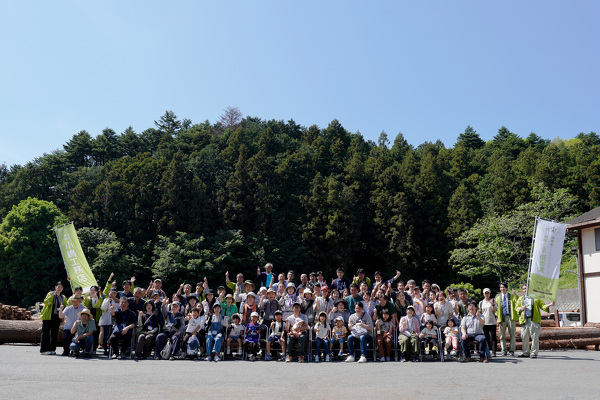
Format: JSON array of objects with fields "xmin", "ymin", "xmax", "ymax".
[
  {"xmin": 186, "ymin": 315, "xmax": 206, "ymax": 333},
  {"xmin": 286, "ymin": 314, "xmax": 308, "ymax": 331},
  {"xmin": 313, "ymin": 321, "xmax": 330, "ymax": 339},
  {"xmin": 479, "ymin": 299, "xmax": 497, "ymax": 325}
]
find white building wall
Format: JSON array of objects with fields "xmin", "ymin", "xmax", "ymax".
[{"xmin": 581, "ymin": 228, "xmax": 600, "ymax": 274}]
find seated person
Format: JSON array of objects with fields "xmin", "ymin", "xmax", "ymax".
[
  {"xmin": 205, "ymin": 303, "xmax": 228, "ymax": 362},
  {"xmin": 182, "ymin": 306, "xmax": 205, "ymax": 359},
  {"xmin": 109, "ymin": 297, "xmax": 137, "ymax": 359},
  {"xmin": 226, "ymin": 314, "xmax": 244, "ymax": 356},
  {"xmin": 419, "ymin": 320, "xmax": 438, "ymax": 354},
  {"xmin": 398, "ymin": 305, "xmax": 421, "ymax": 362},
  {"xmin": 69, "ymin": 309, "xmax": 96, "ymax": 357},
  {"xmin": 59, "ymin": 296, "xmax": 86, "ymax": 356},
  {"xmin": 244, "ymin": 312, "xmax": 262, "ymax": 361},
  {"xmin": 345, "ymin": 302, "xmax": 373, "ymax": 363},
  {"xmin": 285, "ymin": 302, "xmax": 308, "ymax": 363},
  {"xmin": 265, "ymin": 310, "xmax": 286, "ymax": 361},
  {"xmin": 460, "ymin": 301, "xmax": 488, "ymax": 363},
  {"xmin": 155, "ymin": 301, "xmax": 186, "ymax": 360},
  {"xmin": 135, "ymin": 300, "xmax": 159, "ymax": 360}
]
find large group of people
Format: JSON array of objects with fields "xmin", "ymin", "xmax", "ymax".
[{"xmin": 39, "ymin": 264, "xmax": 554, "ymax": 363}]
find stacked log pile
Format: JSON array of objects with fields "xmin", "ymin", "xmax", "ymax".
[
  {"xmin": 0, "ymin": 304, "xmax": 32, "ymax": 320},
  {"xmin": 496, "ymin": 325, "xmax": 600, "ymax": 351}
]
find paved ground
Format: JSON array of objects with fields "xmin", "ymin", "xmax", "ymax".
[{"xmin": 0, "ymin": 345, "xmax": 598, "ymax": 399}]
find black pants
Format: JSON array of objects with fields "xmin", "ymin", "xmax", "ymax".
[
  {"xmin": 483, "ymin": 325, "xmax": 497, "ymax": 354},
  {"xmin": 63, "ymin": 329, "xmax": 74, "ymax": 355},
  {"xmin": 40, "ymin": 314, "xmax": 61, "ymax": 353},
  {"xmin": 109, "ymin": 332, "xmax": 133, "ymax": 356}
]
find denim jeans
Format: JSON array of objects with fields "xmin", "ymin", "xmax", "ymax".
[
  {"xmin": 315, "ymin": 337, "xmax": 331, "ymax": 356},
  {"xmin": 347, "ymin": 334, "xmax": 372, "ymax": 356},
  {"xmin": 70, "ymin": 335, "xmax": 94, "ymax": 354},
  {"xmin": 206, "ymin": 333, "xmax": 223, "ymax": 354}
]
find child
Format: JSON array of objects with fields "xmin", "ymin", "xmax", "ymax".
[
  {"xmin": 444, "ymin": 317, "xmax": 459, "ymax": 355},
  {"xmin": 419, "ymin": 320, "xmax": 438, "ymax": 355},
  {"xmin": 376, "ymin": 308, "xmax": 394, "ymax": 362},
  {"xmin": 421, "ymin": 303, "xmax": 437, "ymax": 328},
  {"xmin": 313, "ymin": 312, "xmax": 332, "ymax": 362},
  {"xmin": 205, "ymin": 303, "xmax": 228, "ymax": 362},
  {"xmin": 265, "ymin": 310, "xmax": 286, "ymax": 361},
  {"xmin": 226, "ymin": 314, "xmax": 244, "ymax": 356},
  {"xmin": 183, "ymin": 307, "xmax": 205, "ymax": 358},
  {"xmin": 330, "ymin": 316, "xmax": 348, "ymax": 357},
  {"xmin": 244, "ymin": 312, "xmax": 262, "ymax": 361}
]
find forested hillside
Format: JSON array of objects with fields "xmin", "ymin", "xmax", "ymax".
[{"xmin": 1, "ymin": 110, "xmax": 598, "ymax": 305}]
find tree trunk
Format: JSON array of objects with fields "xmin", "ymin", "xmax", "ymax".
[{"xmin": 0, "ymin": 320, "xmax": 64, "ymax": 344}]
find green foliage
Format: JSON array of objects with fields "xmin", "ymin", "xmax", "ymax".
[
  {"xmin": 0, "ymin": 198, "xmax": 69, "ymax": 306},
  {"xmin": 446, "ymin": 282, "xmax": 482, "ymax": 302},
  {"xmin": 1, "ymin": 111, "xmax": 599, "ymax": 306},
  {"xmin": 449, "ymin": 183, "xmax": 578, "ymax": 285}
]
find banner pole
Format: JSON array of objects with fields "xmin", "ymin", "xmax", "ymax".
[
  {"xmin": 54, "ymin": 223, "xmax": 73, "ymax": 293},
  {"xmin": 526, "ymin": 216, "xmax": 539, "ymax": 297}
]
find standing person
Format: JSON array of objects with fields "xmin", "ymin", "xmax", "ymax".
[
  {"xmin": 456, "ymin": 288, "xmax": 473, "ymax": 320},
  {"xmin": 40, "ymin": 282, "xmax": 68, "ymax": 355},
  {"xmin": 434, "ymin": 291, "xmax": 456, "ymax": 327},
  {"xmin": 99, "ymin": 288, "xmax": 119, "ymax": 355},
  {"xmin": 345, "ymin": 284, "xmax": 363, "ymax": 315},
  {"xmin": 257, "ymin": 263, "xmax": 277, "ymax": 288},
  {"xmin": 345, "ymin": 302, "xmax": 374, "ymax": 363},
  {"xmin": 352, "ymin": 268, "xmax": 372, "ymax": 288},
  {"xmin": 59, "ymin": 296, "xmax": 86, "ymax": 356},
  {"xmin": 479, "ymin": 288, "xmax": 498, "ymax": 357},
  {"xmin": 495, "ymin": 282, "xmax": 518, "ymax": 356},
  {"xmin": 331, "ymin": 268, "xmax": 351, "ymax": 293},
  {"xmin": 517, "ymin": 284, "xmax": 554, "ymax": 359},
  {"xmin": 460, "ymin": 301, "xmax": 488, "ymax": 363},
  {"xmin": 226, "ymin": 272, "xmax": 245, "ymax": 299},
  {"xmin": 83, "ymin": 284, "xmax": 103, "ymax": 353}
]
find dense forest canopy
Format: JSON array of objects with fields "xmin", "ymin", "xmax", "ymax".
[{"xmin": 1, "ymin": 110, "xmax": 597, "ymax": 306}]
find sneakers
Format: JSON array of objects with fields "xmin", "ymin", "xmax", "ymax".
[
  {"xmin": 41, "ymin": 351, "xmax": 53, "ymax": 355},
  {"xmin": 480, "ymin": 355, "xmax": 488, "ymax": 363},
  {"xmin": 462, "ymin": 357, "xmax": 472, "ymax": 363},
  {"xmin": 236, "ymin": 349, "xmax": 243, "ymax": 356},
  {"xmin": 338, "ymin": 350, "xmax": 344, "ymax": 357},
  {"xmin": 425, "ymin": 349, "xmax": 429, "ymax": 355},
  {"xmin": 205, "ymin": 355, "xmax": 213, "ymax": 361},
  {"xmin": 450, "ymin": 350, "xmax": 457, "ymax": 356},
  {"xmin": 358, "ymin": 355, "xmax": 367, "ymax": 363},
  {"xmin": 412, "ymin": 355, "xmax": 419, "ymax": 362},
  {"xmin": 509, "ymin": 351, "xmax": 515, "ymax": 356},
  {"xmin": 502, "ymin": 351, "xmax": 508, "ymax": 356},
  {"xmin": 518, "ymin": 353, "xmax": 530, "ymax": 358},
  {"xmin": 169, "ymin": 356, "xmax": 175, "ymax": 361},
  {"xmin": 49, "ymin": 351, "xmax": 56, "ymax": 355},
  {"xmin": 298, "ymin": 356, "xmax": 305, "ymax": 363},
  {"xmin": 400, "ymin": 355, "xmax": 407, "ymax": 362},
  {"xmin": 281, "ymin": 354, "xmax": 286, "ymax": 362},
  {"xmin": 214, "ymin": 355, "xmax": 220, "ymax": 362},
  {"xmin": 432, "ymin": 345, "xmax": 437, "ymax": 351},
  {"xmin": 530, "ymin": 354, "xmax": 537, "ymax": 359},
  {"xmin": 385, "ymin": 356, "xmax": 391, "ymax": 362},
  {"xmin": 226, "ymin": 347, "xmax": 231, "ymax": 355},
  {"xmin": 380, "ymin": 356, "xmax": 385, "ymax": 362},
  {"xmin": 325, "ymin": 354, "xmax": 331, "ymax": 362},
  {"xmin": 248, "ymin": 355, "xmax": 255, "ymax": 361},
  {"xmin": 314, "ymin": 355, "xmax": 320, "ymax": 363},
  {"xmin": 285, "ymin": 355, "xmax": 292, "ymax": 363},
  {"xmin": 265, "ymin": 353, "xmax": 272, "ymax": 361},
  {"xmin": 345, "ymin": 355, "xmax": 355, "ymax": 363}
]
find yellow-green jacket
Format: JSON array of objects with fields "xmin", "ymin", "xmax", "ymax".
[
  {"xmin": 40, "ymin": 292, "xmax": 68, "ymax": 320},
  {"xmin": 516, "ymin": 296, "xmax": 550, "ymax": 325},
  {"xmin": 494, "ymin": 293, "xmax": 519, "ymax": 322}
]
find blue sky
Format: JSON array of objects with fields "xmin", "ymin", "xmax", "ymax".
[{"xmin": 1, "ymin": 1, "xmax": 599, "ymax": 167}]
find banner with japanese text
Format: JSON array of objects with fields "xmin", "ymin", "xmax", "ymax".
[
  {"xmin": 528, "ymin": 218, "xmax": 567, "ymax": 302},
  {"xmin": 55, "ymin": 223, "xmax": 97, "ymax": 293}
]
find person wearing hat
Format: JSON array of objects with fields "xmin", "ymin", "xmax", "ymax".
[
  {"xmin": 149, "ymin": 278, "xmax": 167, "ymax": 301},
  {"xmin": 216, "ymin": 285, "xmax": 227, "ymax": 303},
  {"xmin": 479, "ymin": 288, "xmax": 498, "ymax": 357},
  {"xmin": 109, "ymin": 297, "xmax": 137, "ymax": 359},
  {"xmin": 460, "ymin": 301, "xmax": 488, "ymax": 363},
  {"xmin": 69, "ymin": 309, "xmax": 97, "ymax": 357},
  {"xmin": 135, "ymin": 300, "xmax": 159, "ymax": 359},
  {"xmin": 205, "ymin": 303, "xmax": 228, "ymax": 361},
  {"xmin": 222, "ymin": 293, "xmax": 239, "ymax": 323},
  {"xmin": 235, "ymin": 280, "xmax": 257, "ymax": 304},
  {"xmin": 257, "ymin": 262, "xmax": 277, "ymax": 288},
  {"xmin": 398, "ymin": 305, "xmax": 421, "ymax": 362},
  {"xmin": 240, "ymin": 291, "xmax": 259, "ymax": 325},
  {"xmin": 260, "ymin": 287, "xmax": 281, "ymax": 327},
  {"xmin": 279, "ymin": 282, "xmax": 298, "ymax": 320},
  {"xmin": 285, "ymin": 302, "xmax": 308, "ymax": 362},
  {"xmin": 59, "ymin": 295, "xmax": 87, "ymax": 356},
  {"xmin": 155, "ymin": 301, "xmax": 186, "ymax": 360},
  {"xmin": 244, "ymin": 311, "xmax": 262, "ymax": 361},
  {"xmin": 329, "ymin": 298, "xmax": 350, "ymax": 326},
  {"xmin": 40, "ymin": 281, "xmax": 68, "ymax": 355},
  {"xmin": 495, "ymin": 282, "xmax": 519, "ymax": 356},
  {"xmin": 301, "ymin": 289, "xmax": 316, "ymax": 325}
]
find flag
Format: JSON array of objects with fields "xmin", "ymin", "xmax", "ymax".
[
  {"xmin": 55, "ymin": 223, "xmax": 98, "ymax": 292},
  {"xmin": 528, "ymin": 218, "xmax": 567, "ymax": 302}
]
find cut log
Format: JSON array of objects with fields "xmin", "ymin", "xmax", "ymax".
[{"xmin": 0, "ymin": 320, "xmax": 64, "ymax": 344}]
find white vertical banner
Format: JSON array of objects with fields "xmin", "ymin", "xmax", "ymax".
[{"xmin": 528, "ymin": 218, "xmax": 567, "ymax": 302}]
